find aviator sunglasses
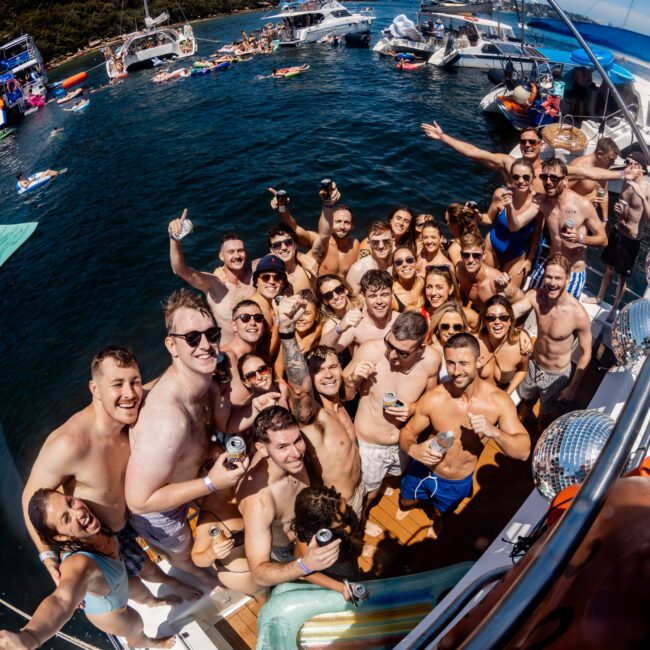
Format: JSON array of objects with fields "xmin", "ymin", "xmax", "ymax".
[
  {"xmin": 270, "ymin": 238, "xmax": 295, "ymax": 251},
  {"xmin": 461, "ymin": 251, "xmax": 482, "ymax": 260},
  {"xmin": 485, "ymin": 313, "xmax": 511, "ymax": 323},
  {"xmin": 394, "ymin": 256, "xmax": 416, "ymax": 267},
  {"xmin": 243, "ymin": 364, "xmax": 272, "ymax": 381},
  {"xmin": 321, "ymin": 284, "xmax": 346, "ymax": 301},
  {"xmin": 520, "ymin": 138, "xmax": 540, "ymax": 146},
  {"xmin": 235, "ymin": 313, "xmax": 264, "ymax": 324},
  {"xmin": 511, "ymin": 173, "xmax": 531, "ymax": 182},
  {"xmin": 539, "ymin": 173, "xmax": 566, "ymax": 184},
  {"xmin": 169, "ymin": 326, "xmax": 221, "ymax": 348}
]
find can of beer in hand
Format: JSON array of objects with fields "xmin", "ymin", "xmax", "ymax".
[
  {"xmin": 315, "ymin": 528, "xmax": 333, "ymax": 546},
  {"xmin": 430, "ymin": 430, "xmax": 454, "ymax": 455},
  {"xmin": 350, "ymin": 583, "xmax": 369, "ymax": 601},
  {"xmin": 276, "ymin": 189, "xmax": 288, "ymax": 213},
  {"xmin": 383, "ymin": 392, "xmax": 397, "ymax": 409},
  {"xmin": 170, "ymin": 218, "xmax": 193, "ymax": 241},
  {"xmin": 617, "ymin": 199, "xmax": 628, "ymax": 212},
  {"xmin": 596, "ymin": 186, "xmax": 606, "ymax": 199},
  {"xmin": 209, "ymin": 525, "xmax": 227, "ymax": 543},
  {"xmin": 320, "ymin": 178, "xmax": 333, "ymax": 201},
  {"xmin": 225, "ymin": 436, "xmax": 246, "ymax": 469}
]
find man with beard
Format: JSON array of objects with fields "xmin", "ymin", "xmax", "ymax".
[
  {"xmin": 346, "ymin": 222, "xmax": 393, "ymax": 294},
  {"xmin": 22, "ymin": 346, "xmax": 200, "ymax": 602},
  {"xmin": 126, "ymin": 290, "xmax": 260, "ymax": 590},
  {"xmin": 513, "ymin": 254, "xmax": 592, "ymax": 426},
  {"xmin": 237, "ymin": 406, "xmax": 341, "ymax": 586},
  {"xmin": 343, "ymin": 312, "xmax": 440, "ymax": 509},
  {"xmin": 399, "ymin": 334, "xmax": 529, "ymax": 537},
  {"xmin": 169, "ymin": 211, "xmax": 254, "ymax": 345},
  {"xmin": 270, "ymin": 187, "xmax": 360, "ymax": 276},
  {"xmin": 321, "ymin": 270, "xmax": 398, "ymax": 354},
  {"xmin": 456, "ymin": 232, "xmax": 524, "ymax": 309},
  {"xmin": 277, "ymin": 296, "xmax": 363, "ymax": 519},
  {"xmin": 506, "ymin": 158, "xmax": 607, "ymax": 299}
]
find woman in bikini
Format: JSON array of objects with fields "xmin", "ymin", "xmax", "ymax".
[
  {"xmin": 476, "ymin": 295, "xmax": 531, "ymax": 395},
  {"xmin": 417, "ymin": 222, "xmax": 453, "ymax": 276},
  {"xmin": 391, "ymin": 246, "xmax": 424, "ymax": 313},
  {"xmin": 423, "ymin": 266, "xmax": 477, "ymax": 330}
]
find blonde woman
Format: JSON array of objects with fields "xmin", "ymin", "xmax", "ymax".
[{"xmin": 392, "ymin": 246, "xmax": 424, "ymax": 312}]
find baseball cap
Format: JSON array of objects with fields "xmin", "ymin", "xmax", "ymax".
[
  {"xmin": 254, "ymin": 254, "xmax": 286, "ymax": 281},
  {"xmin": 625, "ymin": 151, "xmax": 648, "ymax": 172}
]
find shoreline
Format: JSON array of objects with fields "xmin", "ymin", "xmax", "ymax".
[{"xmin": 47, "ymin": 6, "xmax": 268, "ymax": 73}]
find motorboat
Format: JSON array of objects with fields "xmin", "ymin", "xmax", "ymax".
[
  {"xmin": 373, "ymin": 14, "xmax": 440, "ymax": 59},
  {"xmin": 419, "ymin": 0, "xmax": 494, "ymax": 15},
  {"xmin": 0, "ymin": 35, "xmax": 47, "ymax": 126},
  {"xmin": 106, "ymin": 0, "xmax": 196, "ymax": 80},
  {"xmin": 264, "ymin": 0, "xmax": 375, "ymax": 47}
]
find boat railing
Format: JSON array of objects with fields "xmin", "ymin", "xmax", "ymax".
[{"xmin": 419, "ymin": 353, "xmax": 649, "ymax": 649}]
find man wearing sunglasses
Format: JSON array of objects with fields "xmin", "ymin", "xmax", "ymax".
[
  {"xmin": 346, "ymin": 221, "xmax": 393, "ymax": 295},
  {"xmin": 270, "ymin": 185, "xmax": 360, "ymax": 277},
  {"xmin": 585, "ymin": 152, "xmax": 649, "ymax": 320},
  {"xmin": 276, "ymin": 296, "xmax": 364, "ymax": 520},
  {"xmin": 127, "ymin": 289, "xmax": 269, "ymax": 590},
  {"xmin": 249, "ymin": 254, "xmax": 287, "ymax": 351},
  {"xmin": 343, "ymin": 312, "xmax": 440, "ymax": 514},
  {"xmin": 399, "ymin": 334, "xmax": 529, "ymax": 537},
  {"xmin": 507, "ymin": 158, "xmax": 607, "ymax": 300},
  {"xmin": 322, "ymin": 270, "xmax": 398, "ymax": 354},
  {"xmin": 169, "ymin": 210, "xmax": 254, "ymax": 346},
  {"xmin": 456, "ymin": 233, "xmax": 524, "ymax": 309},
  {"xmin": 421, "ymin": 121, "xmax": 638, "ymax": 194}
]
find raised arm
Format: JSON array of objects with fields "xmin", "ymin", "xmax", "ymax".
[
  {"xmin": 421, "ymin": 121, "xmax": 511, "ymax": 173},
  {"xmin": 511, "ymin": 290, "xmax": 535, "ymax": 320},
  {"xmin": 269, "ymin": 187, "xmax": 316, "ymax": 247},
  {"xmin": 319, "ymin": 308, "xmax": 363, "ymax": 352},
  {"xmin": 558, "ymin": 306, "xmax": 592, "ymax": 403}
]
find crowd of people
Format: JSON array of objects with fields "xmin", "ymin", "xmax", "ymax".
[{"xmin": 0, "ymin": 124, "xmax": 648, "ymax": 649}]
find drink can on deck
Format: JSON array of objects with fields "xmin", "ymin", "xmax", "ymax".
[
  {"xmin": 430, "ymin": 430, "xmax": 454, "ymax": 455},
  {"xmin": 209, "ymin": 525, "xmax": 227, "ymax": 543},
  {"xmin": 383, "ymin": 392, "xmax": 397, "ymax": 409},
  {"xmin": 226, "ymin": 436, "xmax": 246, "ymax": 466},
  {"xmin": 315, "ymin": 528, "xmax": 333, "ymax": 546}
]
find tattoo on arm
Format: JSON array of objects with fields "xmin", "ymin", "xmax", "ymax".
[{"xmin": 282, "ymin": 336, "xmax": 315, "ymax": 424}]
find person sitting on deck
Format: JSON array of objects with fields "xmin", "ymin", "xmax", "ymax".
[
  {"xmin": 398, "ymin": 333, "xmax": 530, "ymax": 538},
  {"xmin": 0, "ymin": 490, "xmax": 175, "ymax": 649}
]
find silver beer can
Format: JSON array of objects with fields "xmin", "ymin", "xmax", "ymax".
[{"xmin": 226, "ymin": 436, "xmax": 246, "ymax": 465}]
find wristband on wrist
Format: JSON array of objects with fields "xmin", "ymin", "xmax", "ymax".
[
  {"xmin": 279, "ymin": 330, "xmax": 296, "ymax": 340},
  {"xmin": 297, "ymin": 557, "xmax": 312, "ymax": 575},
  {"xmin": 620, "ymin": 169, "xmax": 625, "ymax": 180},
  {"xmin": 38, "ymin": 551, "xmax": 58, "ymax": 563},
  {"xmin": 204, "ymin": 475, "xmax": 217, "ymax": 494}
]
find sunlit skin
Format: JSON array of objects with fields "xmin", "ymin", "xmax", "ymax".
[
  {"xmin": 543, "ymin": 263, "xmax": 568, "ymax": 300},
  {"xmin": 425, "ymin": 273, "xmax": 454, "ymax": 312},
  {"xmin": 437, "ymin": 312, "xmax": 465, "ymax": 345},
  {"xmin": 460, "ymin": 246, "xmax": 484, "ymax": 274},
  {"xmin": 269, "ymin": 235, "xmax": 297, "ymax": 265},
  {"xmin": 91, "ymin": 358, "xmax": 143, "ymax": 427},
  {"xmin": 241, "ymin": 356, "xmax": 273, "ymax": 393},
  {"xmin": 389, "ymin": 210, "xmax": 412, "ymax": 239},
  {"xmin": 166, "ymin": 308, "xmax": 219, "ymax": 376},
  {"xmin": 311, "ymin": 353, "xmax": 343, "ymax": 399},
  {"xmin": 384, "ymin": 331, "xmax": 424, "ymax": 371},
  {"xmin": 231, "ymin": 305, "xmax": 264, "ymax": 344},
  {"xmin": 485, "ymin": 305, "xmax": 510, "ymax": 342},
  {"xmin": 368, "ymin": 235, "xmax": 392, "ymax": 262},
  {"xmin": 46, "ymin": 493, "xmax": 102, "ymax": 540},
  {"xmin": 365, "ymin": 287, "xmax": 392, "ymax": 320},
  {"xmin": 319, "ymin": 278, "xmax": 349, "ymax": 318},
  {"xmin": 445, "ymin": 346, "xmax": 478, "ymax": 391},
  {"xmin": 422, "ymin": 227, "xmax": 442, "ymax": 256},
  {"xmin": 332, "ymin": 209, "xmax": 353, "ymax": 240},
  {"xmin": 295, "ymin": 302, "xmax": 318, "ymax": 335},
  {"xmin": 541, "ymin": 165, "xmax": 567, "ymax": 198},
  {"xmin": 256, "ymin": 272, "xmax": 284, "ymax": 300},
  {"xmin": 393, "ymin": 251, "xmax": 417, "ymax": 282},
  {"xmin": 257, "ymin": 427, "xmax": 307, "ymax": 475},
  {"xmin": 220, "ymin": 239, "xmax": 247, "ymax": 274}
]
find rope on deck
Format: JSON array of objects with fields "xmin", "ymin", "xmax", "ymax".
[{"xmin": 0, "ymin": 597, "xmax": 105, "ymax": 650}]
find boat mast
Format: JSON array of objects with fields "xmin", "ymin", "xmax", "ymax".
[
  {"xmin": 143, "ymin": 0, "xmax": 151, "ymax": 21},
  {"xmin": 545, "ymin": 0, "xmax": 650, "ymax": 161}
]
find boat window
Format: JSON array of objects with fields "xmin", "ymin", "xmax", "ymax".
[
  {"xmin": 481, "ymin": 43, "xmax": 499, "ymax": 54},
  {"xmin": 330, "ymin": 10, "xmax": 352, "ymax": 18}
]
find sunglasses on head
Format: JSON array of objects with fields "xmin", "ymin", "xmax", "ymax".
[
  {"xmin": 243, "ymin": 364, "xmax": 272, "ymax": 381},
  {"xmin": 439, "ymin": 322, "xmax": 464, "ymax": 332},
  {"xmin": 520, "ymin": 138, "xmax": 540, "ymax": 146},
  {"xmin": 511, "ymin": 173, "xmax": 531, "ymax": 182},
  {"xmin": 394, "ymin": 256, "xmax": 415, "ymax": 267},
  {"xmin": 369, "ymin": 238, "xmax": 392, "ymax": 248},
  {"xmin": 169, "ymin": 326, "xmax": 221, "ymax": 348},
  {"xmin": 321, "ymin": 284, "xmax": 346, "ymax": 301},
  {"xmin": 461, "ymin": 251, "xmax": 482, "ymax": 260},
  {"xmin": 384, "ymin": 333, "xmax": 421, "ymax": 359},
  {"xmin": 258, "ymin": 272, "xmax": 283, "ymax": 282},
  {"xmin": 235, "ymin": 313, "xmax": 264, "ymax": 324},
  {"xmin": 539, "ymin": 173, "xmax": 565, "ymax": 184},
  {"xmin": 270, "ymin": 237, "xmax": 295, "ymax": 251},
  {"xmin": 485, "ymin": 313, "xmax": 510, "ymax": 323}
]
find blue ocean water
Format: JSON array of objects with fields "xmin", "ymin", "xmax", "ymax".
[{"xmin": 0, "ymin": 3, "xmax": 647, "ymax": 645}]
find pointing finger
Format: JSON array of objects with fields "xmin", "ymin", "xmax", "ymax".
[{"xmin": 180, "ymin": 208, "xmax": 188, "ymax": 222}]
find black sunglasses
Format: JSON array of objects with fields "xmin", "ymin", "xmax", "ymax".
[
  {"xmin": 520, "ymin": 138, "xmax": 540, "ymax": 145},
  {"xmin": 169, "ymin": 326, "xmax": 221, "ymax": 348},
  {"xmin": 485, "ymin": 313, "xmax": 511, "ymax": 323},
  {"xmin": 384, "ymin": 333, "xmax": 421, "ymax": 358},
  {"xmin": 321, "ymin": 284, "xmax": 346, "ymax": 301},
  {"xmin": 394, "ymin": 256, "xmax": 415, "ymax": 267},
  {"xmin": 539, "ymin": 173, "xmax": 565, "ymax": 184},
  {"xmin": 270, "ymin": 237, "xmax": 295, "ymax": 251},
  {"xmin": 235, "ymin": 313, "xmax": 264, "ymax": 324},
  {"xmin": 461, "ymin": 251, "xmax": 482, "ymax": 260},
  {"xmin": 439, "ymin": 322, "xmax": 464, "ymax": 332},
  {"xmin": 242, "ymin": 364, "xmax": 272, "ymax": 381},
  {"xmin": 511, "ymin": 173, "xmax": 531, "ymax": 182}
]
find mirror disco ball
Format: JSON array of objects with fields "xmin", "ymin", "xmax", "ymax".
[
  {"xmin": 533, "ymin": 409, "xmax": 615, "ymax": 501},
  {"xmin": 611, "ymin": 299, "xmax": 650, "ymax": 367}
]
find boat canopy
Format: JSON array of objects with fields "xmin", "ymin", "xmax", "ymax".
[
  {"xmin": 0, "ymin": 73, "xmax": 16, "ymax": 84},
  {"xmin": 538, "ymin": 47, "xmax": 635, "ymax": 84}
]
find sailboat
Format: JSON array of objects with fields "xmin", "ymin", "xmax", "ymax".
[{"xmin": 106, "ymin": 0, "xmax": 196, "ymax": 80}]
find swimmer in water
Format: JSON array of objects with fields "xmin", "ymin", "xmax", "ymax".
[{"xmin": 49, "ymin": 126, "xmax": 63, "ymax": 137}]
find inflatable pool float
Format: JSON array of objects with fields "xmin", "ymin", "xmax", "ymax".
[
  {"xmin": 71, "ymin": 99, "xmax": 90, "ymax": 112},
  {"xmin": 0, "ymin": 128, "xmax": 15, "ymax": 141},
  {"xmin": 396, "ymin": 61, "xmax": 424, "ymax": 70},
  {"xmin": 193, "ymin": 60, "xmax": 212, "ymax": 68},
  {"xmin": 16, "ymin": 173, "xmax": 51, "ymax": 195},
  {"xmin": 27, "ymin": 95, "xmax": 46, "ymax": 107},
  {"xmin": 190, "ymin": 66, "xmax": 211, "ymax": 76},
  {"xmin": 57, "ymin": 87, "xmax": 83, "ymax": 104},
  {"xmin": 61, "ymin": 71, "xmax": 87, "ymax": 89},
  {"xmin": 257, "ymin": 562, "xmax": 472, "ymax": 649},
  {"xmin": 274, "ymin": 64, "xmax": 310, "ymax": 78},
  {"xmin": 211, "ymin": 61, "xmax": 231, "ymax": 71}
]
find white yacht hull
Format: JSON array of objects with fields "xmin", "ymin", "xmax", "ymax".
[
  {"xmin": 373, "ymin": 36, "xmax": 439, "ymax": 59},
  {"xmin": 279, "ymin": 18, "xmax": 374, "ymax": 46},
  {"xmin": 428, "ymin": 45, "xmax": 539, "ymax": 71}
]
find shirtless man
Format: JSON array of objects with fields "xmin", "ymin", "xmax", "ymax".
[
  {"xmin": 585, "ymin": 152, "xmax": 649, "ymax": 320},
  {"xmin": 321, "ymin": 270, "xmax": 398, "ymax": 354},
  {"xmin": 346, "ymin": 221, "xmax": 392, "ymax": 294},
  {"xmin": 513, "ymin": 254, "xmax": 592, "ymax": 427},
  {"xmin": 421, "ymin": 122, "xmax": 637, "ymax": 193},
  {"xmin": 456, "ymin": 232, "xmax": 524, "ymax": 309},
  {"xmin": 169, "ymin": 210, "xmax": 254, "ymax": 345},
  {"xmin": 399, "ymin": 333, "xmax": 529, "ymax": 535},
  {"xmin": 568, "ymin": 137, "xmax": 619, "ymax": 221},
  {"xmin": 343, "ymin": 312, "xmax": 440, "ymax": 506},
  {"xmin": 507, "ymin": 158, "xmax": 607, "ymax": 299},
  {"xmin": 22, "ymin": 346, "xmax": 198, "ymax": 602},
  {"xmin": 221, "ymin": 300, "xmax": 266, "ymax": 406},
  {"xmin": 236, "ymin": 406, "xmax": 341, "ymax": 586},
  {"xmin": 271, "ymin": 187, "xmax": 360, "ymax": 276},
  {"xmin": 277, "ymin": 296, "xmax": 363, "ymax": 518},
  {"xmin": 125, "ymin": 289, "xmax": 255, "ymax": 589}
]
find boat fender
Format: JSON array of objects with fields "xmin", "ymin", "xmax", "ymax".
[{"xmin": 61, "ymin": 71, "xmax": 87, "ymax": 90}]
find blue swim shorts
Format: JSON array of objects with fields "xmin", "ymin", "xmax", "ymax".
[{"xmin": 401, "ymin": 461, "xmax": 473, "ymax": 514}]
